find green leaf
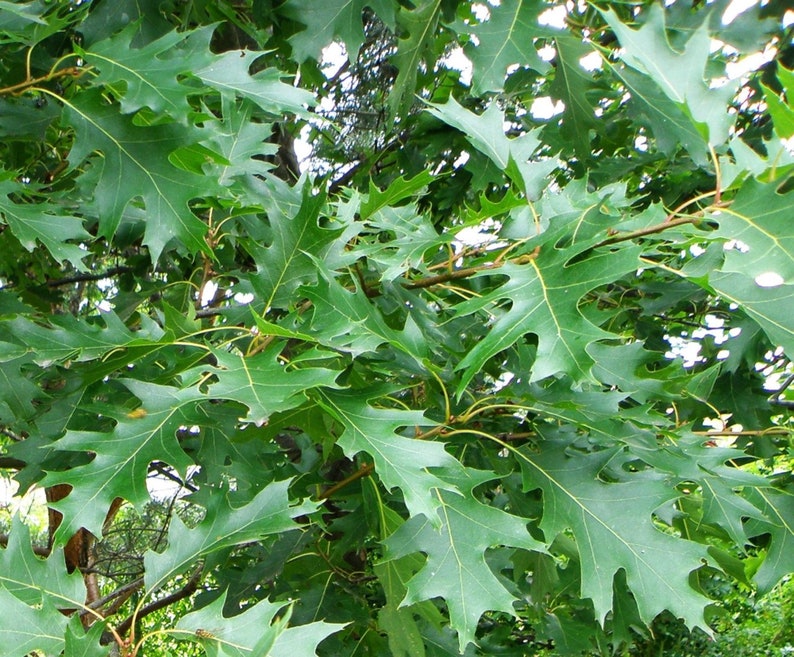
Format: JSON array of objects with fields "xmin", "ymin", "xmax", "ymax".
[
  {"xmin": 762, "ymin": 66, "xmax": 794, "ymax": 140},
  {"xmin": 518, "ymin": 439, "xmax": 711, "ymax": 630},
  {"xmin": 3, "ymin": 312, "xmax": 164, "ymax": 364},
  {"xmin": 193, "ymin": 50, "xmax": 314, "ymax": 117},
  {"xmin": 85, "ymin": 24, "xmax": 313, "ymax": 119},
  {"xmin": 0, "ymin": 178, "xmax": 90, "ymax": 270},
  {"xmin": 246, "ymin": 185, "xmax": 344, "ymax": 310},
  {"xmin": 601, "ymin": 4, "xmax": 736, "ymax": 145},
  {"xmin": 712, "ymin": 178, "xmax": 794, "ymax": 283},
  {"xmin": 708, "ymin": 271, "xmax": 794, "ymax": 355},
  {"xmin": 203, "ymin": 98, "xmax": 276, "ymax": 187},
  {"xmin": 457, "ymin": 0, "xmax": 552, "ymax": 93},
  {"xmin": 40, "ymin": 380, "xmax": 204, "ymax": 541},
  {"xmin": 63, "ymin": 617, "xmax": 109, "ymax": 657},
  {"xmin": 202, "ymin": 345, "xmax": 341, "ymax": 426},
  {"xmin": 602, "ymin": 59, "xmax": 709, "ymax": 165},
  {"xmin": 359, "ymin": 170, "xmax": 434, "ymax": 220},
  {"xmin": 589, "ymin": 342, "xmax": 692, "ymax": 403},
  {"xmin": 0, "ymin": 591, "xmax": 69, "ymax": 657},
  {"xmin": 317, "ymin": 387, "xmax": 458, "ymax": 520},
  {"xmin": 0, "ymin": 354, "xmax": 45, "ymax": 422},
  {"xmin": 0, "ymin": 519, "xmax": 89, "ymax": 657},
  {"xmin": 384, "ymin": 468, "xmax": 545, "ymax": 650},
  {"xmin": 388, "ymin": 0, "xmax": 443, "ymax": 118},
  {"xmin": 359, "ymin": 204, "xmax": 453, "ymax": 282},
  {"xmin": 175, "ymin": 591, "xmax": 343, "ymax": 657},
  {"xmin": 0, "ymin": 517, "xmax": 86, "ymax": 608},
  {"xmin": 284, "ymin": 0, "xmax": 395, "ymax": 63},
  {"xmin": 145, "ymin": 480, "xmax": 315, "ymax": 590},
  {"xmin": 549, "ymin": 36, "xmax": 600, "ymax": 158},
  {"xmin": 745, "ymin": 488, "xmax": 794, "ymax": 594},
  {"xmin": 372, "ymin": 501, "xmax": 444, "ymax": 657},
  {"xmin": 63, "ymin": 90, "xmax": 216, "ymax": 262},
  {"xmin": 455, "ymin": 216, "xmax": 641, "ymax": 391},
  {"xmin": 627, "ymin": 433, "xmax": 768, "ymax": 547},
  {"xmin": 82, "ymin": 25, "xmax": 215, "ymax": 117},
  {"xmin": 300, "ymin": 271, "xmax": 427, "ymax": 360},
  {"xmin": 427, "ymin": 98, "xmax": 554, "ymax": 199}
]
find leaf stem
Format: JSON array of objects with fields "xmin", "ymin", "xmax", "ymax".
[{"xmin": 318, "ymin": 462, "xmax": 375, "ymax": 499}]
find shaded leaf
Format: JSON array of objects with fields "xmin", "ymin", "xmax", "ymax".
[
  {"xmin": 455, "ymin": 215, "xmax": 641, "ymax": 391},
  {"xmin": 601, "ymin": 4, "xmax": 736, "ymax": 145},
  {"xmin": 0, "ymin": 177, "xmax": 90, "ymax": 270},
  {"xmin": 519, "ymin": 439, "xmax": 711, "ymax": 630},
  {"xmin": 40, "ymin": 381, "xmax": 204, "ymax": 541},
  {"xmin": 384, "ymin": 468, "xmax": 545, "ymax": 650},
  {"xmin": 145, "ymin": 480, "xmax": 315, "ymax": 589},
  {"xmin": 388, "ymin": 0, "xmax": 442, "ymax": 118},
  {"xmin": 317, "ymin": 387, "xmax": 458, "ymax": 519},
  {"xmin": 64, "ymin": 90, "xmax": 216, "ymax": 262},
  {"xmin": 202, "ymin": 345, "xmax": 341, "ymax": 426},
  {"xmin": 457, "ymin": 0, "xmax": 552, "ymax": 94}
]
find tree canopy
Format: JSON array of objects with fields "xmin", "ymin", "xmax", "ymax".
[{"xmin": 0, "ymin": 0, "xmax": 792, "ymax": 655}]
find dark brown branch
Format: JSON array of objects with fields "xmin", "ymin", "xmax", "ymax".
[
  {"xmin": 46, "ymin": 266, "xmax": 134, "ymax": 288},
  {"xmin": 148, "ymin": 461, "xmax": 199, "ymax": 493},
  {"xmin": 114, "ymin": 566, "xmax": 203, "ymax": 638},
  {"xmin": 769, "ymin": 373, "xmax": 794, "ymax": 408},
  {"xmin": 0, "ymin": 427, "xmax": 25, "ymax": 442},
  {"xmin": 81, "ymin": 577, "xmax": 144, "ymax": 616}
]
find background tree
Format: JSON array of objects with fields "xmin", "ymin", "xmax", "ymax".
[{"xmin": 0, "ymin": 0, "xmax": 792, "ymax": 655}]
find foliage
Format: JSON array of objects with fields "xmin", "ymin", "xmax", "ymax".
[{"xmin": 0, "ymin": 0, "xmax": 792, "ymax": 656}]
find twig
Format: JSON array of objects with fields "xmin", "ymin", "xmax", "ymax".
[
  {"xmin": 768, "ymin": 373, "xmax": 794, "ymax": 408},
  {"xmin": 318, "ymin": 463, "xmax": 375, "ymax": 499},
  {"xmin": 114, "ymin": 566, "xmax": 203, "ymax": 637},
  {"xmin": 46, "ymin": 266, "xmax": 134, "ymax": 288},
  {"xmin": 405, "ymin": 250, "xmax": 538, "ymax": 290},
  {"xmin": 0, "ymin": 427, "xmax": 25, "ymax": 443},
  {"xmin": 81, "ymin": 578, "xmax": 144, "ymax": 616},
  {"xmin": 693, "ymin": 428, "xmax": 792, "ymax": 436},
  {"xmin": 597, "ymin": 216, "xmax": 698, "ymax": 248},
  {"xmin": 0, "ymin": 66, "xmax": 87, "ymax": 95}
]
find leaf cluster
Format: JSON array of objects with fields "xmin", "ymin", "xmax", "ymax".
[{"xmin": 0, "ymin": 1, "xmax": 792, "ymax": 656}]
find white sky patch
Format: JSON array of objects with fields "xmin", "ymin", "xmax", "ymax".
[
  {"xmin": 755, "ymin": 272, "xmax": 784, "ymax": 288},
  {"xmin": 295, "ymin": 124, "xmax": 313, "ymax": 173},
  {"xmin": 538, "ymin": 44, "xmax": 556, "ymax": 61},
  {"xmin": 452, "ymin": 151, "xmax": 470, "ymax": 168},
  {"xmin": 234, "ymin": 291, "xmax": 255, "ymax": 304},
  {"xmin": 538, "ymin": 5, "xmax": 568, "ymax": 28},
  {"xmin": 721, "ymin": 0, "xmax": 758, "ymax": 25},
  {"xmin": 471, "ymin": 3, "xmax": 491, "ymax": 22},
  {"xmin": 200, "ymin": 279, "xmax": 218, "ymax": 307},
  {"xmin": 785, "ymin": 10, "xmax": 794, "ymax": 28},
  {"xmin": 724, "ymin": 239, "xmax": 750, "ymax": 253},
  {"xmin": 456, "ymin": 224, "xmax": 500, "ymax": 248},
  {"xmin": 726, "ymin": 47, "xmax": 778, "ymax": 80},
  {"xmin": 442, "ymin": 46, "xmax": 473, "ymax": 86},
  {"xmin": 579, "ymin": 51, "xmax": 602, "ymax": 72},
  {"xmin": 321, "ymin": 41, "xmax": 347, "ymax": 75},
  {"xmin": 531, "ymin": 96, "xmax": 565, "ymax": 119}
]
